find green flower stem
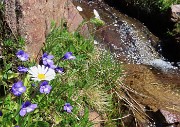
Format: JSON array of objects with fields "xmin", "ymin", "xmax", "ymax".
[{"xmin": 30, "ymin": 82, "xmax": 41, "ymax": 101}]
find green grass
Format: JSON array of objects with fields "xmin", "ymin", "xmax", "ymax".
[
  {"xmin": 158, "ymin": 0, "xmax": 180, "ymax": 11},
  {"xmin": 0, "ymin": 19, "xmax": 123, "ymax": 126},
  {"xmin": 124, "ymin": 0, "xmax": 180, "ymax": 12}
]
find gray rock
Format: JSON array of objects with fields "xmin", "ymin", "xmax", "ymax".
[{"xmin": 171, "ymin": 4, "xmax": 180, "ymax": 22}]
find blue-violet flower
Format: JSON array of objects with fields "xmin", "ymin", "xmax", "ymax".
[
  {"xmin": 62, "ymin": 52, "xmax": 76, "ymax": 60},
  {"xmin": 63, "ymin": 103, "xmax": 73, "ymax": 113},
  {"xmin": 42, "ymin": 53, "xmax": 56, "ymax": 69},
  {"xmin": 11, "ymin": 81, "xmax": 26, "ymax": 96},
  {"xmin": 18, "ymin": 66, "xmax": 28, "ymax": 73},
  {"xmin": 16, "ymin": 50, "xmax": 29, "ymax": 61},
  {"xmin": 20, "ymin": 101, "xmax": 37, "ymax": 116},
  {"xmin": 55, "ymin": 67, "xmax": 64, "ymax": 74},
  {"xmin": 39, "ymin": 81, "xmax": 52, "ymax": 94}
]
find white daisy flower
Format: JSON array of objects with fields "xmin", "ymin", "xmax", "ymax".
[
  {"xmin": 28, "ymin": 65, "xmax": 56, "ymax": 81},
  {"xmin": 77, "ymin": 6, "xmax": 83, "ymax": 12}
]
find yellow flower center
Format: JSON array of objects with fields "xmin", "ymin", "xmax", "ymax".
[{"xmin": 38, "ymin": 74, "xmax": 45, "ymax": 80}]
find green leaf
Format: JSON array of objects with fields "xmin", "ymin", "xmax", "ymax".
[
  {"xmin": 90, "ymin": 18, "xmax": 105, "ymax": 27},
  {"xmin": 6, "ymin": 71, "xmax": 19, "ymax": 79},
  {"xmin": 0, "ymin": 71, "xmax": 2, "ymax": 79},
  {"xmin": 54, "ymin": 113, "xmax": 62, "ymax": 124},
  {"xmin": 29, "ymin": 121, "xmax": 50, "ymax": 127},
  {"xmin": 69, "ymin": 44, "xmax": 76, "ymax": 53},
  {"xmin": 23, "ymin": 74, "xmax": 30, "ymax": 87}
]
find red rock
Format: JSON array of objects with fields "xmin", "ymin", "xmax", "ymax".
[{"xmin": 5, "ymin": 0, "xmax": 88, "ymax": 59}]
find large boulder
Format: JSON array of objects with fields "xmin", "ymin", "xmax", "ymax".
[{"xmin": 5, "ymin": 0, "xmax": 88, "ymax": 58}]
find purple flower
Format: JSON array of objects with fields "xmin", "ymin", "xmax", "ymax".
[
  {"xmin": 39, "ymin": 81, "xmax": 52, "ymax": 94},
  {"xmin": 63, "ymin": 103, "xmax": 73, "ymax": 113},
  {"xmin": 42, "ymin": 53, "xmax": 56, "ymax": 69},
  {"xmin": 0, "ymin": 111, "xmax": 2, "ymax": 116},
  {"xmin": 15, "ymin": 126, "xmax": 19, "ymax": 127},
  {"xmin": 19, "ymin": 101, "xmax": 37, "ymax": 116},
  {"xmin": 18, "ymin": 66, "xmax": 28, "ymax": 73},
  {"xmin": 42, "ymin": 53, "xmax": 54, "ymax": 60},
  {"xmin": 55, "ymin": 67, "xmax": 64, "ymax": 74},
  {"xmin": 31, "ymin": 84, "xmax": 36, "ymax": 87},
  {"xmin": 16, "ymin": 50, "xmax": 29, "ymax": 61},
  {"xmin": 11, "ymin": 81, "xmax": 26, "ymax": 96},
  {"xmin": 62, "ymin": 52, "xmax": 76, "ymax": 60},
  {"xmin": 47, "ymin": 64, "xmax": 56, "ymax": 69}
]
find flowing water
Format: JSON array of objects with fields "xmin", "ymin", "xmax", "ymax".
[
  {"xmin": 72, "ymin": 0, "xmax": 180, "ymax": 126},
  {"xmin": 73, "ymin": 0, "xmax": 179, "ymax": 72}
]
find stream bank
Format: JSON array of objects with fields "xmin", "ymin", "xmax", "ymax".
[{"xmin": 73, "ymin": 0, "xmax": 180, "ymax": 126}]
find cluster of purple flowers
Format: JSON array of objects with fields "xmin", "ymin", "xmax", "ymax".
[
  {"xmin": 16, "ymin": 50, "xmax": 29, "ymax": 73},
  {"xmin": 16, "ymin": 50, "xmax": 75, "ymax": 74},
  {"xmin": 42, "ymin": 53, "xmax": 56, "ymax": 69},
  {"xmin": 12, "ymin": 50, "xmax": 75, "ymax": 117},
  {"xmin": 41, "ymin": 52, "xmax": 76, "ymax": 74}
]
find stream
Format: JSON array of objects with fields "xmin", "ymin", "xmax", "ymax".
[
  {"xmin": 73, "ymin": 0, "xmax": 179, "ymax": 72},
  {"xmin": 72, "ymin": 0, "xmax": 180, "ymax": 126}
]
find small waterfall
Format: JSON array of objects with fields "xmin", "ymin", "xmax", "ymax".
[
  {"xmin": 73, "ymin": 0, "xmax": 179, "ymax": 72},
  {"xmin": 117, "ymin": 21, "xmax": 159, "ymax": 64}
]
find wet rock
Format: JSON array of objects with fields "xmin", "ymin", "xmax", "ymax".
[
  {"xmin": 171, "ymin": 5, "xmax": 180, "ymax": 22},
  {"xmin": 161, "ymin": 109, "xmax": 180, "ymax": 124},
  {"xmin": 149, "ymin": 59, "xmax": 177, "ymax": 72},
  {"xmin": 124, "ymin": 64, "xmax": 180, "ymax": 126},
  {"xmin": 5, "ymin": 0, "xmax": 88, "ymax": 58}
]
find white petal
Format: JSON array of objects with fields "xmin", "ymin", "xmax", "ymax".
[
  {"xmin": 45, "ymin": 68, "xmax": 55, "ymax": 77},
  {"xmin": 45, "ymin": 76, "xmax": 55, "ymax": 81},
  {"xmin": 28, "ymin": 66, "xmax": 38, "ymax": 77},
  {"xmin": 41, "ymin": 65, "xmax": 45, "ymax": 73},
  {"xmin": 38, "ymin": 65, "xmax": 42, "ymax": 74},
  {"xmin": 28, "ymin": 71, "xmax": 38, "ymax": 77},
  {"xmin": 31, "ymin": 77, "xmax": 40, "ymax": 81},
  {"xmin": 42, "ymin": 65, "xmax": 48, "ymax": 74}
]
